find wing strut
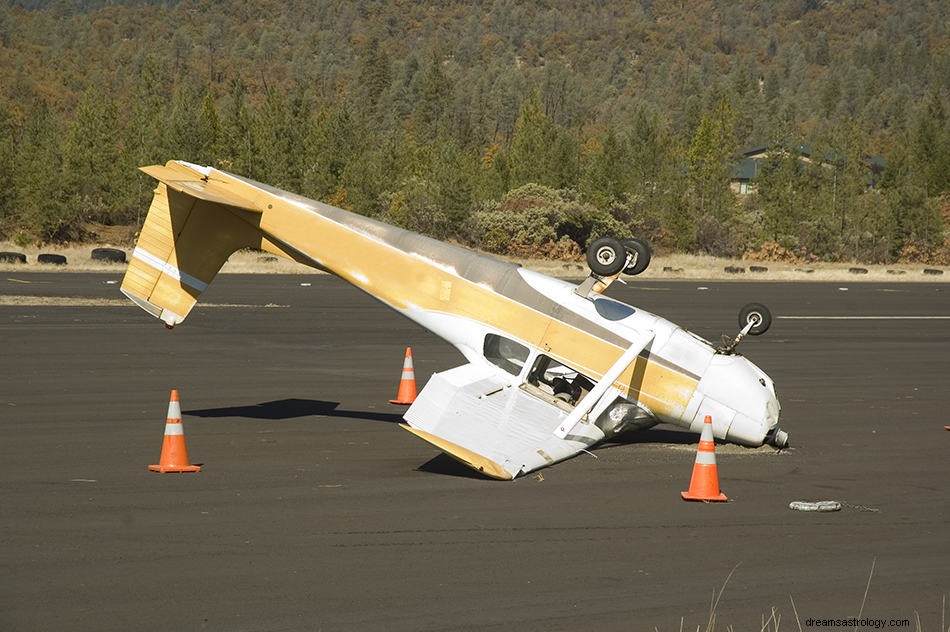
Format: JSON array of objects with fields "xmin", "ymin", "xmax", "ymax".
[{"xmin": 553, "ymin": 330, "xmax": 655, "ymax": 439}]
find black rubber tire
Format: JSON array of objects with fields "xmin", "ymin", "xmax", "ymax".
[
  {"xmin": 620, "ymin": 238, "xmax": 652, "ymax": 276},
  {"xmin": 738, "ymin": 303, "xmax": 772, "ymax": 336},
  {"xmin": 0, "ymin": 251, "xmax": 27, "ymax": 264},
  {"xmin": 90, "ymin": 247, "xmax": 126, "ymax": 263},
  {"xmin": 586, "ymin": 237, "xmax": 627, "ymax": 277},
  {"xmin": 38, "ymin": 253, "xmax": 67, "ymax": 265}
]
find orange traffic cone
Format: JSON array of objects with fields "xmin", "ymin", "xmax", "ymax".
[
  {"xmin": 389, "ymin": 347, "xmax": 417, "ymax": 405},
  {"xmin": 681, "ymin": 415, "xmax": 727, "ymax": 502},
  {"xmin": 148, "ymin": 389, "xmax": 201, "ymax": 473}
]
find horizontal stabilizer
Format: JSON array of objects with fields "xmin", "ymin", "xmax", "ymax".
[{"xmin": 139, "ymin": 162, "xmax": 263, "ymax": 214}]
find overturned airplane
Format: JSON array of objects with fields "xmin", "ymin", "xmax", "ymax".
[{"xmin": 121, "ymin": 161, "xmax": 788, "ymax": 479}]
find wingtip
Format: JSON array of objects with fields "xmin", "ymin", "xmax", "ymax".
[{"xmin": 400, "ymin": 424, "xmax": 513, "ymax": 480}]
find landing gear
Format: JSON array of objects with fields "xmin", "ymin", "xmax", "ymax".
[
  {"xmin": 584, "ymin": 236, "xmax": 652, "ymax": 277},
  {"xmin": 621, "ymin": 238, "xmax": 651, "ymax": 276},
  {"xmin": 576, "ymin": 235, "xmax": 653, "ymax": 298},
  {"xmin": 586, "ymin": 237, "xmax": 627, "ymax": 277},
  {"xmin": 738, "ymin": 302, "xmax": 772, "ymax": 336},
  {"xmin": 718, "ymin": 303, "xmax": 773, "ymax": 354}
]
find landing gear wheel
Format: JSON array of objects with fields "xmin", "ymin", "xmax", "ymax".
[
  {"xmin": 586, "ymin": 237, "xmax": 627, "ymax": 277},
  {"xmin": 621, "ymin": 238, "xmax": 651, "ymax": 275},
  {"xmin": 738, "ymin": 303, "xmax": 772, "ymax": 336}
]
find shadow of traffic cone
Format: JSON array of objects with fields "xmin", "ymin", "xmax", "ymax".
[
  {"xmin": 389, "ymin": 347, "xmax": 417, "ymax": 405},
  {"xmin": 681, "ymin": 415, "xmax": 727, "ymax": 502},
  {"xmin": 148, "ymin": 389, "xmax": 201, "ymax": 473}
]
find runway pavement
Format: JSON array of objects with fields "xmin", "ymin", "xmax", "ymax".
[{"xmin": 1, "ymin": 272, "xmax": 948, "ymax": 631}]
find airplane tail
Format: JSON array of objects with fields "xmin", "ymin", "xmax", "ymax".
[{"xmin": 120, "ymin": 161, "xmax": 266, "ymax": 327}]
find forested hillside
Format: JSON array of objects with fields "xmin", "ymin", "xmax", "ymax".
[{"xmin": 1, "ymin": 0, "xmax": 948, "ymax": 263}]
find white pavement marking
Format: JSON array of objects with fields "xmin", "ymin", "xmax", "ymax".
[{"xmin": 778, "ymin": 316, "xmax": 950, "ymax": 320}]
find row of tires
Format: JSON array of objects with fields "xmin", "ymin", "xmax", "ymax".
[{"xmin": 0, "ymin": 247, "xmax": 127, "ymax": 265}]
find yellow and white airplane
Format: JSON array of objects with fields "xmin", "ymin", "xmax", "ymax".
[{"xmin": 121, "ymin": 160, "xmax": 788, "ymax": 479}]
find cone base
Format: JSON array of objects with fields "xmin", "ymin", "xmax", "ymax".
[
  {"xmin": 389, "ymin": 398, "xmax": 414, "ymax": 405},
  {"xmin": 149, "ymin": 464, "xmax": 201, "ymax": 473},
  {"xmin": 681, "ymin": 490, "xmax": 728, "ymax": 502}
]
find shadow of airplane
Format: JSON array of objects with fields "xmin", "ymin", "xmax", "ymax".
[
  {"xmin": 593, "ymin": 427, "xmax": 699, "ymax": 450},
  {"xmin": 183, "ymin": 398, "xmax": 404, "ymax": 424}
]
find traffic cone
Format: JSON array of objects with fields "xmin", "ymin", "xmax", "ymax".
[
  {"xmin": 681, "ymin": 415, "xmax": 727, "ymax": 502},
  {"xmin": 389, "ymin": 347, "xmax": 417, "ymax": 405},
  {"xmin": 148, "ymin": 389, "xmax": 201, "ymax": 473}
]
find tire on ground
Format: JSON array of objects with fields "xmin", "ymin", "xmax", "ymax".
[
  {"xmin": 0, "ymin": 251, "xmax": 27, "ymax": 264},
  {"xmin": 90, "ymin": 247, "xmax": 127, "ymax": 263},
  {"xmin": 38, "ymin": 253, "xmax": 67, "ymax": 265}
]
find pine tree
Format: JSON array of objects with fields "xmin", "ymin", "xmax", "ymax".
[
  {"xmin": 911, "ymin": 92, "xmax": 950, "ymax": 196},
  {"xmin": 218, "ymin": 80, "xmax": 255, "ymax": 175},
  {"xmin": 509, "ymin": 91, "xmax": 565, "ymax": 189},
  {"xmin": 413, "ymin": 52, "xmax": 453, "ymax": 141},
  {"xmin": 0, "ymin": 102, "xmax": 16, "ymax": 228},
  {"xmin": 62, "ymin": 84, "xmax": 122, "ymax": 230},
  {"xmin": 686, "ymin": 98, "xmax": 739, "ymax": 254}
]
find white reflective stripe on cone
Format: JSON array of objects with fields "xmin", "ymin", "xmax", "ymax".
[
  {"xmin": 694, "ymin": 450, "xmax": 718, "ymax": 465},
  {"xmin": 164, "ymin": 423, "xmax": 185, "ymax": 436}
]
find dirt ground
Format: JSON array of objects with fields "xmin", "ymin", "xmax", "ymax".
[{"xmin": 1, "ymin": 241, "xmax": 946, "ymax": 282}]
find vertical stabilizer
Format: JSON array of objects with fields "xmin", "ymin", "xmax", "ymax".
[{"xmin": 121, "ymin": 174, "xmax": 263, "ymax": 327}]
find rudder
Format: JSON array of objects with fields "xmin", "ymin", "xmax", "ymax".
[{"xmin": 121, "ymin": 175, "xmax": 263, "ymax": 327}]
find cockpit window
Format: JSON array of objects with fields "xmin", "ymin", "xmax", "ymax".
[
  {"xmin": 484, "ymin": 334, "xmax": 529, "ymax": 376},
  {"xmin": 526, "ymin": 355, "xmax": 595, "ymax": 406}
]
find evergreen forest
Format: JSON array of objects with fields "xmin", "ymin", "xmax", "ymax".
[{"xmin": 1, "ymin": 0, "xmax": 948, "ymax": 264}]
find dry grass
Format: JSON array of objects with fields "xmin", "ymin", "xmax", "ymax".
[
  {"xmin": 680, "ymin": 559, "xmax": 948, "ymax": 632},
  {"xmin": 1, "ymin": 242, "xmax": 947, "ymax": 281}
]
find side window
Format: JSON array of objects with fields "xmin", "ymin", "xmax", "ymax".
[
  {"xmin": 527, "ymin": 355, "xmax": 595, "ymax": 406},
  {"xmin": 484, "ymin": 334, "xmax": 529, "ymax": 376}
]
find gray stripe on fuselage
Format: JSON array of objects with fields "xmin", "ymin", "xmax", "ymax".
[{"xmin": 230, "ymin": 171, "xmax": 701, "ymax": 382}]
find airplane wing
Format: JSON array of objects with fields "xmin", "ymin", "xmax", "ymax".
[
  {"xmin": 403, "ymin": 331, "xmax": 657, "ymax": 479},
  {"xmin": 402, "ymin": 362, "xmax": 607, "ymax": 480}
]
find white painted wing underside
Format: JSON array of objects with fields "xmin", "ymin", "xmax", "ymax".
[{"xmin": 404, "ymin": 363, "xmax": 599, "ymax": 478}]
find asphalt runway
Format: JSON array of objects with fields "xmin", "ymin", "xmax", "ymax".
[{"xmin": 2, "ymin": 272, "xmax": 948, "ymax": 631}]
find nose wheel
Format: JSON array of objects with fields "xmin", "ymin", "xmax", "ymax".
[
  {"xmin": 738, "ymin": 302, "xmax": 772, "ymax": 336},
  {"xmin": 719, "ymin": 303, "xmax": 773, "ymax": 354}
]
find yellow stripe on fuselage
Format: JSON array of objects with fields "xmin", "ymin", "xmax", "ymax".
[
  {"xmin": 237, "ymin": 177, "xmax": 697, "ymax": 419},
  {"xmin": 138, "ymin": 163, "xmax": 699, "ymax": 419}
]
